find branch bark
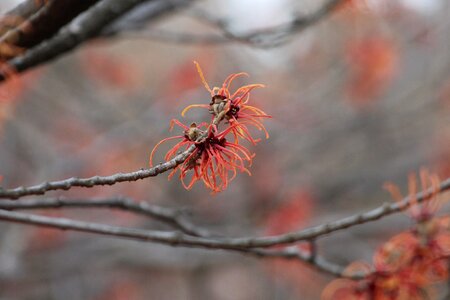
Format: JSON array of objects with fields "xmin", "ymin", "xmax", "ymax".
[
  {"xmin": 0, "ymin": 0, "xmax": 193, "ymax": 81},
  {"xmin": 1, "ymin": 0, "xmax": 100, "ymax": 57},
  {"xmin": 0, "ymin": 144, "xmax": 196, "ymax": 199},
  {"xmin": 0, "ymin": 196, "xmax": 209, "ymax": 237}
]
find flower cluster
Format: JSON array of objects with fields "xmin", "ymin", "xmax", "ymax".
[
  {"xmin": 149, "ymin": 62, "xmax": 270, "ymax": 193},
  {"xmin": 323, "ymin": 170, "xmax": 450, "ymax": 300}
]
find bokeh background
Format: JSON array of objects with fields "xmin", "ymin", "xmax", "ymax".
[{"xmin": 0, "ymin": 0, "xmax": 449, "ymax": 299}]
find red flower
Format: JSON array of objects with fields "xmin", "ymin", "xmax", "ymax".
[
  {"xmin": 324, "ymin": 170, "xmax": 450, "ymax": 300},
  {"xmin": 149, "ymin": 120, "xmax": 254, "ymax": 192},
  {"xmin": 197, "ymin": 124, "xmax": 254, "ymax": 192},
  {"xmin": 149, "ymin": 63, "xmax": 270, "ymax": 192},
  {"xmin": 181, "ymin": 61, "xmax": 271, "ymax": 144},
  {"xmin": 323, "ymin": 258, "xmax": 430, "ymax": 300},
  {"xmin": 383, "ymin": 169, "xmax": 441, "ymax": 223},
  {"xmin": 149, "ymin": 119, "xmax": 207, "ymax": 189},
  {"xmin": 322, "ymin": 262, "xmax": 372, "ymax": 300}
]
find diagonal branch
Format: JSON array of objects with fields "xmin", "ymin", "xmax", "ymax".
[
  {"xmin": 212, "ymin": 177, "xmax": 450, "ymax": 248},
  {"xmin": 0, "ymin": 0, "xmax": 100, "ymax": 58},
  {"xmin": 2, "ymin": 0, "xmax": 47, "ymax": 21},
  {"xmin": 0, "ymin": 103, "xmax": 225, "ymax": 200},
  {"xmin": 0, "ymin": 0, "xmax": 193, "ymax": 81},
  {"xmin": 2, "ymin": 0, "xmax": 149, "ymax": 79},
  {"xmin": 0, "ymin": 144, "xmax": 196, "ymax": 199}
]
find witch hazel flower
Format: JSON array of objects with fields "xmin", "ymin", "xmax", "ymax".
[
  {"xmin": 323, "ymin": 170, "xmax": 450, "ymax": 300},
  {"xmin": 182, "ymin": 61, "xmax": 271, "ymax": 145},
  {"xmin": 197, "ymin": 124, "xmax": 254, "ymax": 192},
  {"xmin": 150, "ymin": 120, "xmax": 255, "ymax": 193},
  {"xmin": 383, "ymin": 170, "xmax": 450, "ymax": 278},
  {"xmin": 149, "ymin": 62, "xmax": 270, "ymax": 193},
  {"xmin": 149, "ymin": 119, "xmax": 206, "ymax": 188}
]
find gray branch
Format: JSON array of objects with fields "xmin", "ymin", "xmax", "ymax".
[
  {"xmin": 0, "ymin": 104, "xmax": 224, "ymax": 200},
  {"xmin": 102, "ymin": 0, "xmax": 192, "ymax": 35},
  {"xmin": 0, "ymin": 207, "xmax": 351, "ymax": 278},
  {"xmin": 0, "ymin": 177, "xmax": 448, "ymax": 280},
  {"xmin": 2, "ymin": 172, "xmax": 449, "ymax": 248},
  {"xmin": 0, "ymin": 196, "xmax": 349, "ymax": 277},
  {"xmin": 124, "ymin": 0, "xmax": 345, "ymax": 48},
  {"xmin": 0, "ymin": 196, "xmax": 209, "ymax": 237},
  {"xmin": 0, "ymin": 144, "xmax": 196, "ymax": 199}
]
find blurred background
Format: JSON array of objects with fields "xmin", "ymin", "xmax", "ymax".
[{"xmin": 0, "ymin": 0, "xmax": 449, "ymax": 299}]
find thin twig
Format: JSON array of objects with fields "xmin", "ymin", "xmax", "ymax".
[
  {"xmin": 2, "ymin": 175, "xmax": 449, "ymax": 250},
  {"xmin": 241, "ymin": 247, "xmax": 351, "ymax": 278},
  {"xmin": 0, "ymin": 196, "xmax": 210, "ymax": 237},
  {"xmin": 0, "ymin": 197, "xmax": 349, "ymax": 277},
  {"xmin": 0, "ymin": 208, "xmax": 354, "ymax": 278},
  {"xmin": 0, "ymin": 144, "xmax": 196, "ymax": 199},
  {"xmin": 0, "ymin": 98, "xmax": 229, "ymax": 200},
  {"xmin": 0, "ymin": 177, "xmax": 448, "ymax": 251},
  {"xmin": 123, "ymin": 0, "xmax": 345, "ymax": 48}
]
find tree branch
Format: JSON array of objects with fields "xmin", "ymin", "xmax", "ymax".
[
  {"xmin": 0, "ymin": 207, "xmax": 353, "ymax": 278},
  {"xmin": 2, "ymin": 171, "xmax": 449, "ymax": 250},
  {"xmin": 0, "ymin": 102, "xmax": 229, "ymax": 200},
  {"xmin": 0, "ymin": 196, "xmax": 351, "ymax": 277},
  {"xmin": 2, "ymin": 0, "xmax": 46, "ymax": 21},
  {"xmin": 102, "ymin": 0, "xmax": 192, "ymax": 35},
  {"xmin": 123, "ymin": 0, "xmax": 345, "ymax": 47},
  {"xmin": 0, "ymin": 176, "xmax": 448, "ymax": 274},
  {"xmin": 0, "ymin": 144, "xmax": 196, "ymax": 199},
  {"xmin": 0, "ymin": 0, "xmax": 193, "ymax": 81},
  {"xmin": 0, "ymin": 196, "xmax": 210, "ymax": 237},
  {"xmin": 0, "ymin": 196, "xmax": 349, "ymax": 276},
  {"xmin": 248, "ymin": 247, "xmax": 352, "ymax": 278},
  {"xmin": 0, "ymin": 0, "xmax": 100, "ymax": 58}
]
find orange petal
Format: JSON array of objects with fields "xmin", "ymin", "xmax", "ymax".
[
  {"xmin": 181, "ymin": 104, "xmax": 209, "ymax": 117},
  {"xmin": 194, "ymin": 61, "xmax": 212, "ymax": 94}
]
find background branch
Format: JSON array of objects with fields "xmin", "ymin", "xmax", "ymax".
[
  {"xmin": 0, "ymin": 0, "xmax": 194, "ymax": 81},
  {"xmin": 0, "ymin": 0, "xmax": 100, "ymax": 59},
  {"xmin": 123, "ymin": 0, "xmax": 345, "ymax": 47}
]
